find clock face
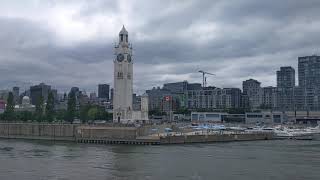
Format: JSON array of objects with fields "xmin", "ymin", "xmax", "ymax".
[
  {"xmin": 117, "ymin": 54, "xmax": 124, "ymax": 62},
  {"xmin": 127, "ymin": 54, "xmax": 132, "ymax": 62}
]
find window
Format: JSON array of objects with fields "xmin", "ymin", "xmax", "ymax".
[
  {"xmin": 120, "ymin": 34, "xmax": 123, "ymax": 41},
  {"xmin": 191, "ymin": 114, "xmax": 198, "ymax": 121},
  {"xmin": 199, "ymin": 114, "xmax": 205, "ymax": 121},
  {"xmin": 117, "ymin": 72, "xmax": 123, "ymax": 79},
  {"xmin": 247, "ymin": 114, "xmax": 263, "ymax": 118},
  {"xmin": 273, "ymin": 115, "xmax": 281, "ymax": 118},
  {"xmin": 206, "ymin": 114, "xmax": 220, "ymax": 118}
]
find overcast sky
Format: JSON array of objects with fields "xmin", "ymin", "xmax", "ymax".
[{"xmin": 1, "ymin": 0, "xmax": 320, "ymax": 94}]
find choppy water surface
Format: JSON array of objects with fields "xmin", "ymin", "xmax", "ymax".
[{"xmin": 0, "ymin": 139, "xmax": 319, "ymax": 180}]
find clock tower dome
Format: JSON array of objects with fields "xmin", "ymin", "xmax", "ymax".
[{"xmin": 113, "ymin": 25, "xmax": 133, "ymax": 123}]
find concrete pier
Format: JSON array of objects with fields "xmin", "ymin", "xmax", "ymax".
[{"xmin": 0, "ymin": 123, "xmax": 274, "ymax": 145}]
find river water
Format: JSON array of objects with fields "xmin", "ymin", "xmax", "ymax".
[{"xmin": 0, "ymin": 139, "xmax": 319, "ymax": 180}]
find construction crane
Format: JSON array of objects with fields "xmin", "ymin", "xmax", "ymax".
[{"xmin": 198, "ymin": 70, "xmax": 215, "ymax": 87}]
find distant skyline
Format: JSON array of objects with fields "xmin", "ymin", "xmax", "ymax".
[{"xmin": 1, "ymin": 0, "xmax": 320, "ymax": 94}]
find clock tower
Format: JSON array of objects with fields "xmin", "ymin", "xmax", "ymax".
[{"xmin": 113, "ymin": 25, "xmax": 133, "ymax": 123}]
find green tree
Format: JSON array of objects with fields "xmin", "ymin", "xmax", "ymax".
[
  {"xmin": 16, "ymin": 111, "xmax": 33, "ymax": 122},
  {"xmin": 96, "ymin": 106, "xmax": 109, "ymax": 120},
  {"xmin": 55, "ymin": 109, "xmax": 67, "ymax": 122},
  {"xmin": 45, "ymin": 91, "xmax": 55, "ymax": 122},
  {"xmin": 66, "ymin": 91, "xmax": 76, "ymax": 123},
  {"xmin": 79, "ymin": 104, "xmax": 91, "ymax": 123},
  {"xmin": 4, "ymin": 92, "xmax": 15, "ymax": 121},
  {"xmin": 87, "ymin": 106, "xmax": 98, "ymax": 120},
  {"xmin": 35, "ymin": 95, "xmax": 44, "ymax": 122}
]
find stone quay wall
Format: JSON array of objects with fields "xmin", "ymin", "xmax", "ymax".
[
  {"xmin": 160, "ymin": 133, "xmax": 274, "ymax": 144},
  {"xmin": 0, "ymin": 123, "xmax": 139, "ymax": 141},
  {"xmin": 75, "ymin": 126, "xmax": 138, "ymax": 140},
  {"xmin": 0, "ymin": 123, "xmax": 78, "ymax": 141}
]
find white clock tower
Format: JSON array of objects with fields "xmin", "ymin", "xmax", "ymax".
[{"xmin": 113, "ymin": 26, "xmax": 133, "ymax": 123}]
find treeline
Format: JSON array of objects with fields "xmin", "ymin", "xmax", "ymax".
[{"xmin": 0, "ymin": 91, "xmax": 112, "ymax": 123}]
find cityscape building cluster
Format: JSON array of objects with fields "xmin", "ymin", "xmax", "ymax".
[
  {"xmin": 0, "ymin": 82, "xmax": 112, "ymax": 113},
  {"xmin": 145, "ymin": 55, "xmax": 320, "ymax": 112},
  {"xmin": 1, "ymin": 55, "xmax": 320, "ymax": 116}
]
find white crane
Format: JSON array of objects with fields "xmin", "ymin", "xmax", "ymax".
[{"xmin": 198, "ymin": 70, "xmax": 215, "ymax": 87}]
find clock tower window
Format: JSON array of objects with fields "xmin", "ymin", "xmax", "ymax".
[{"xmin": 117, "ymin": 72, "xmax": 123, "ymax": 79}]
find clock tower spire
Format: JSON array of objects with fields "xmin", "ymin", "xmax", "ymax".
[{"xmin": 119, "ymin": 25, "xmax": 128, "ymax": 44}]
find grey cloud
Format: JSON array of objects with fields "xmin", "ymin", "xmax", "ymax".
[{"xmin": 1, "ymin": 0, "xmax": 320, "ymax": 94}]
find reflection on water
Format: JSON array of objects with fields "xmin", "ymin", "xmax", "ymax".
[{"xmin": 0, "ymin": 139, "xmax": 320, "ymax": 180}]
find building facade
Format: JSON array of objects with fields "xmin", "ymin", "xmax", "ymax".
[
  {"xmin": 146, "ymin": 87, "xmax": 172, "ymax": 111},
  {"xmin": 30, "ymin": 83, "xmax": 51, "ymax": 105},
  {"xmin": 224, "ymin": 88, "xmax": 241, "ymax": 109},
  {"xmin": 242, "ymin": 79, "xmax": 263, "ymax": 109},
  {"xmin": 275, "ymin": 87, "xmax": 294, "ymax": 110},
  {"xmin": 12, "ymin": 86, "xmax": 19, "ymax": 104},
  {"xmin": 186, "ymin": 87, "xmax": 241, "ymax": 110},
  {"xmin": 298, "ymin": 55, "xmax": 320, "ymax": 110},
  {"xmin": 277, "ymin": 66, "xmax": 295, "ymax": 88},
  {"xmin": 147, "ymin": 81, "xmax": 242, "ymax": 112},
  {"xmin": 245, "ymin": 112, "xmax": 284, "ymax": 124},
  {"xmin": 163, "ymin": 81, "xmax": 188, "ymax": 94},
  {"xmin": 98, "ymin": 84, "xmax": 110, "ymax": 100},
  {"xmin": 275, "ymin": 66, "xmax": 296, "ymax": 111},
  {"xmin": 262, "ymin": 86, "xmax": 277, "ymax": 109}
]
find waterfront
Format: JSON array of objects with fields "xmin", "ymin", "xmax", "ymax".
[{"xmin": 0, "ymin": 140, "xmax": 320, "ymax": 180}]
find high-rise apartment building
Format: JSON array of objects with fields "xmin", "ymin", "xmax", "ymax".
[
  {"xmin": 298, "ymin": 55, "xmax": 320, "ymax": 110},
  {"xmin": 298, "ymin": 55, "xmax": 320, "ymax": 89},
  {"xmin": 98, "ymin": 84, "xmax": 110, "ymax": 99},
  {"xmin": 242, "ymin": 79, "xmax": 263, "ymax": 108},
  {"xmin": 277, "ymin": 66, "xmax": 295, "ymax": 88},
  {"xmin": 275, "ymin": 66, "xmax": 296, "ymax": 110}
]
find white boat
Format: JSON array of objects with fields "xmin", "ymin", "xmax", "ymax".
[
  {"xmin": 191, "ymin": 124, "xmax": 226, "ymax": 131},
  {"xmin": 274, "ymin": 127, "xmax": 314, "ymax": 140},
  {"xmin": 273, "ymin": 128, "xmax": 292, "ymax": 139},
  {"xmin": 229, "ymin": 126, "xmax": 247, "ymax": 131},
  {"xmin": 305, "ymin": 126, "xmax": 320, "ymax": 134}
]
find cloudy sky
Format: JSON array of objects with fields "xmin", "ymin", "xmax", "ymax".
[{"xmin": 1, "ymin": 0, "xmax": 320, "ymax": 94}]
